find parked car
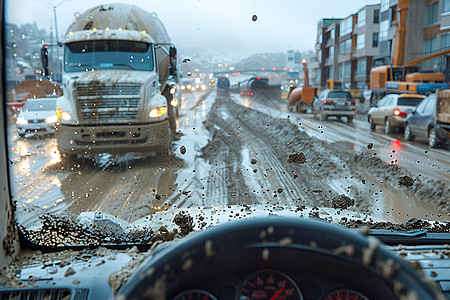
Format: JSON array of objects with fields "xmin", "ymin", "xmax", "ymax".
[
  {"xmin": 16, "ymin": 97, "xmax": 58, "ymax": 137},
  {"xmin": 313, "ymin": 89, "xmax": 356, "ymax": 122},
  {"xmin": 405, "ymin": 92, "xmax": 450, "ymax": 148},
  {"xmin": 368, "ymin": 93, "xmax": 425, "ymax": 134}
]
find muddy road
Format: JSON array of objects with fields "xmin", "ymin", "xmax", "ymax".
[{"xmin": 8, "ymin": 90, "xmax": 450, "ymax": 231}]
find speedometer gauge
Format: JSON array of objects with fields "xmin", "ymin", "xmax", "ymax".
[
  {"xmin": 173, "ymin": 289, "xmax": 218, "ymax": 300},
  {"xmin": 239, "ymin": 270, "xmax": 303, "ymax": 299},
  {"xmin": 323, "ymin": 289, "xmax": 369, "ymax": 300}
]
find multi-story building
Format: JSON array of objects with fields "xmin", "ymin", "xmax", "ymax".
[
  {"xmin": 315, "ymin": 18, "xmax": 342, "ymax": 87},
  {"xmin": 314, "ymin": 1, "xmax": 450, "ymax": 90},
  {"xmin": 353, "ymin": 4, "xmax": 381, "ymax": 89}
]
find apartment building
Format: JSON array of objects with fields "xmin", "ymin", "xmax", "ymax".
[
  {"xmin": 313, "ymin": 0, "xmax": 450, "ymax": 90},
  {"xmin": 314, "ymin": 5, "xmax": 380, "ymax": 89},
  {"xmin": 316, "ymin": 18, "xmax": 342, "ymax": 87},
  {"xmin": 353, "ymin": 4, "xmax": 381, "ymax": 89}
]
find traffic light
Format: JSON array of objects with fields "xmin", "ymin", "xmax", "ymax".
[{"xmin": 41, "ymin": 45, "xmax": 49, "ymax": 76}]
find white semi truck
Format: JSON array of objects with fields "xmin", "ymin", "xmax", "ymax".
[{"xmin": 54, "ymin": 3, "xmax": 178, "ymax": 159}]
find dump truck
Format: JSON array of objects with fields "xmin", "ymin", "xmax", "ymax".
[
  {"xmin": 54, "ymin": 3, "xmax": 179, "ymax": 159},
  {"xmin": 287, "ymin": 59, "xmax": 317, "ymax": 113}
]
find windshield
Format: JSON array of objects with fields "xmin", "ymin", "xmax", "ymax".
[
  {"xmin": 64, "ymin": 40, "xmax": 154, "ymax": 72},
  {"xmin": 22, "ymin": 100, "xmax": 56, "ymax": 111},
  {"xmin": 4, "ymin": 0, "xmax": 450, "ymax": 248}
]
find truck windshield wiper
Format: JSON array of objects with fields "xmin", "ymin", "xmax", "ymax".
[{"xmin": 111, "ymin": 64, "xmax": 137, "ymax": 70}]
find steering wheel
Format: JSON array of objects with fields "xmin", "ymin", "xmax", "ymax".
[{"xmin": 117, "ymin": 217, "xmax": 441, "ymax": 299}]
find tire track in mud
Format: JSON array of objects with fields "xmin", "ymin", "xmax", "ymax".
[
  {"xmin": 221, "ymin": 97, "xmax": 366, "ymax": 211},
  {"xmin": 200, "ymin": 96, "xmax": 361, "ymax": 212},
  {"xmin": 226, "ymin": 95, "xmax": 450, "ymax": 221},
  {"xmin": 201, "ymin": 97, "xmax": 259, "ymax": 206}
]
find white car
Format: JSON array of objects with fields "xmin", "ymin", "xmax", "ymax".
[{"xmin": 16, "ymin": 97, "xmax": 58, "ymax": 137}]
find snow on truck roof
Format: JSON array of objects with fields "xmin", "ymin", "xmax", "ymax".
[{"xmin": 64, "ymin": 3, "xmax": 170, "ymax": 44}]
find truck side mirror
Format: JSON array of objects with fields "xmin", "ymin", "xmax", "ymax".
[{"xmin": 169, "ymin": 46, "xmax": 177, "ymax": 76}]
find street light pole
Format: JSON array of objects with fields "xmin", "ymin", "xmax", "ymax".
[{"xmin": 53, "ymin": 0, "xmax": 70, "ymax": 82}]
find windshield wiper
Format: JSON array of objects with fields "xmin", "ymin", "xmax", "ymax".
[
  {"xmin": 111, "ymin": 64, "xmax": 137, "ymax": 70},
  {"xmin": 367, "ymin": 229, "xmax": 450, "ymax": 246}
]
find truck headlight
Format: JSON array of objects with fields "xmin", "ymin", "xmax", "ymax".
[
  {"xmin": 45, "ymin": 115, "xmax": 59, "ymax": 123},
  {"xmin": 170, "ymin": 99, "xmax": 178, "ymax": 107},
  {"xmin": 149, "ymin": 106, "xmax": 167, "ymax": 118},
  {"xmin": 16, "ymin": 117, "xmax": 28, "ymax": 125},
  {"xmin": 56, "ymin": 108, "xmax": 72, "ymax": 121}
]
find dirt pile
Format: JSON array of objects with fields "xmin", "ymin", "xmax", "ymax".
[{"xmin": 332, "ymin": 195, "xmax": 355, "ymax": 209}]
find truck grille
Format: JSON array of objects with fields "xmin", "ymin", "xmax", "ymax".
[{"xmin": 75, "ymin": 83, "xmax": 141, "ymax": 121}]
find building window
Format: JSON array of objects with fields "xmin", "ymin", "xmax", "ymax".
[
  {"xmin": 443, "ymin": 0, "xmax": 450, "ymax": 14},
  {"xmin": 424, "ymin": 37, "xmax": 437, "ymax": 56},
  {"xmin": 390, "ymin": 5, "xmax": 397, "ymax": 26},
  {"xmin": 338, "ymin": 63, "xmax": 343, "ymax": 80},
  {"xmin": 329, "ymin": 46, "xmax": 334, "ymax": 58},
  {"xmin": 372, "ymin": 33, "xmax": 379, "ymax": 47},
  {"xmin": 340, "ymin": 17, "xmax": 353, "ymax": 37},
  {"xmin": 358, "ymin": 9, "xmax": 366, "ymax": 28},
  {"xmin": 357, "ymin": 34, "xmax": 365, "ymax": 49},
  {"xmin": 343, "ymin": 62, "xmax": 351, "ymax": 79},
  {"xmin": 319, "ymin": 34, "xmax": 322, "ymax": 43},
  {"xmin": 339, "ymin": 39, "xmax": 352, "ymax": 54},
  {"xmin": 425, "ymin": 3, "xmax": 439, "ymax": 25},
  {"xmin": 379, "ymin": 20, "xmax": 389, "ymax": 41},
  {"xmin": 441, "ymin": 33, "xmax": 450, "ymax": 50},
  {"xmin": 330, "ymin": 29, "xmax": 335, "ymax": 39},
  {"xmin": 356, "ymin": 58, "xmax": 367, "ymax": 76},
  {"xmin": 374, "ymin": 9, "xmax": 380, "ymax": 24},
  {"xmin": 381, "ymin": 0, "xmax": 389, "ymax": 12},
  {"xmin": 327, "ymin": 66, "xmax": 334, "ymax": 79}
]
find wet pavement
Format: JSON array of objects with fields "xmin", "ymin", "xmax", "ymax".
[{"xmin": 7, "ymin": 90, "xmax": 450, "ymax": 233}]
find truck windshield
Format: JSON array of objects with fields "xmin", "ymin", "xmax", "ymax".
[{"xmin": 64, "ymin": 40, "xmax": 154, "ymax": 72}]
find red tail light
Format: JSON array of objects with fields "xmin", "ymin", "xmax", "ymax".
[
  {"xmin": 323, "ymin": 100, "xmax": 333, "ymax": 104},
  {"xmin": 240, "ymin": 92, "xmax": 243, "ymax": 95},
  {"xmin": 393, "ymin": 108, "xmax": 406, "ymax": 116},
  {"xmin": 351, "ymin": 99, "xmax": 356, "ymax": 104},
  {"xmin": 250, "ymin": 92, "xmax": 254, "ymax": 96},
  {"xmin": 246, "ymin": 92, "xmax": 249, "ymax": 95}
]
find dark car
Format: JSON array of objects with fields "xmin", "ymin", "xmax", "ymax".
[
  {"xmin": 405, "ymin": 93, "xmax": 450, "ymax": 148},
  {"xmin": 313, "ymin": 89, "xmax": 356, "ymax": 122}
]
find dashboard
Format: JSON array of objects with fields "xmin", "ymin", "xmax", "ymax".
[{"xmin": 0, "ymin": 217, "xmax": 447, "ymax": 300}]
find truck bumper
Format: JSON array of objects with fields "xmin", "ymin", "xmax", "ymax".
[
  {"xmin": 322, "ymin": 109, "xmax": 356, "ymax": 117},
  {"xmin": 436, "ymin": 123, "xmax": 450, "ymax": 141},
  {"xmin": 56, "ymin": 120, "xmax": 171, "ymax": 155}
]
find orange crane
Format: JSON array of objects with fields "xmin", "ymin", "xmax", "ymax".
[
  {"xmin": 287, "ymin": 59, "xmax": 317, "ymax": 113},
  {"xmin": 369, "ymin": 0, "xmax": 449, "ymax": 102}
]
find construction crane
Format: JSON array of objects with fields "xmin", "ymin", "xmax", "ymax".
[{"xmin": 369, "ymin": 0, "xmax": 449, "ymax": 102}]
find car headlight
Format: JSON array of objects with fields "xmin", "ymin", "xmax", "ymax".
[
  {"xmin": 201, "ymin": 85, "xmax": 207, "ymax": 91},
  {"xmin": 149, "ymin": 106, "xmax": 167, "ymax": 118},
  {"xmin": 170, "ymin": 99, "xmax": 178, "ymax": 107},
  {"xmin": 56, "ymin": 108, "xmax": 72, "ymax": 121},
  {"xmin": 45, "ymin": 115, "xmax": 59, "ymax": 123},
  {"xmin": 187, "ymin": 85, "xmax": 192, "ymax": 89},
  {"xmin": 16, "ymin": 117, "xmax": 28, "ymax": 125},
  {"xmin": 181, "ymin": 85, "xmax": 185, "ymax": 90}
]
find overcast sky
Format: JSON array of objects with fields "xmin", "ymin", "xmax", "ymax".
[{"xmin": 6, "ymin": 0, "xmax": 376, "ymax": 58}]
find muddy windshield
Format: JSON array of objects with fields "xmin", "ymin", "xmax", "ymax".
[
  {"xmin": 64, "ymin": 40, "xmax": 154, "ymax": 72},
  {"xmin": 22, "ymin": 100, "xmax": 56, "ymax": 111},
  {"xmin": 4, "ymin": 0, "xmax": 450, "ymax": 248}
]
